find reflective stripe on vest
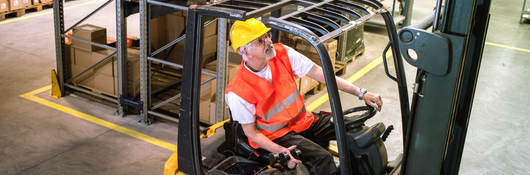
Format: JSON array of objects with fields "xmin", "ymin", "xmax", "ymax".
[
  {"xmin": 256, "ymin": 107, "xmax": 306, "ymax": 132},
  {"xmin": 258, "ymin": 89, "xmax": 301, "ymax": 121}
]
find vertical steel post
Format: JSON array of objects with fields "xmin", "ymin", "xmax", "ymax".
[
  {"xmin": 116, "ymin": 0, "xmax": 128, "ymax": 117},
  {"xmin": 178, "ymin": 9, "xmax": 203, "ymax": 174},
  {"xmin": 403, "ymin": 0, "xmax": 414, "ymax": 26},
  {"xmin": 215, "ymin": 18, "xmax": 228, "ymax": 123},
  {"xmin": 315, "ymin": 42, "xmax": 350, "ymax": 175},
  {"xmin": 139, "ymin": 0, "xmax": 151, "ymax": 124},
  {"xmin": 53, "ymin": 0, "xmax": 65, "ymax": 95}
]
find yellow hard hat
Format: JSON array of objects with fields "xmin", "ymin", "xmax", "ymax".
[{"xmin": 230, "ymin": 18, "xmax": 271, "ymax": 52}]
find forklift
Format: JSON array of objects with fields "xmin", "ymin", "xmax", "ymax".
[{"xmin": 167, "ymin": 0, "xmax": 492, "ymax": 174}]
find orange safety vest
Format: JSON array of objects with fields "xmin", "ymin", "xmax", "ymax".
[{"xmin": 225, "ymin": 43, "xmax": 315, "ymax": 149}]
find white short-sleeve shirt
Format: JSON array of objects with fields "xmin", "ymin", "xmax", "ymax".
[{"xmin": 225, "ymin": 44, "xmax": 316, "ymax": 124}]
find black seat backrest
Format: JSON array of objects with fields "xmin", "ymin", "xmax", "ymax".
[
  {"xmin": 218, "ymin": 118, "xmax": 274, "ymax": 166},
  {"xmin": 218, "ymin": 120, "xmax": 253, "ymax": 157}
]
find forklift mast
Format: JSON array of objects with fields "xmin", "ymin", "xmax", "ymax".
[
  {"xmin": 399, "ymin": 0, "xmax": 491, "ymax": 174},
  {"xmin": 176, "ymin": 0, "xmax": 492, "ymax": 174}
]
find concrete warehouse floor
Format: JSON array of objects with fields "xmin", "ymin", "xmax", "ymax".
[{"xmin": 0, "ymin": 0, "xmax": 529, "ymax": 174}]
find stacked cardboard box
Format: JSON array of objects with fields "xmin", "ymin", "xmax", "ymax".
[
  {"xmin": 280, "ymin": 33, "xmax": 337, "ymax": 96},
  {"xmin": 295, "ymin": 38, "xmax": 337, "ymax": 96},
  {"xmin": 0, "ymin": 0, "xmax": 8, "ymax": 13},
  {"xmin": 71, "ymin": 49, "xmax": 140, "ymax": 97},
  {"xmin": 72, "ymin": 24, "xmax": 106, "ymax": 51},
  {"xmin": 8, "ymin": 0, "xmax": 30, "ymax": 11},
  {"xmin": 203, "ymin": 50, "xmax": 242, "ymax": 99},
  {"xmin": 199, "ymin": 50, "xmax": 242, "ymax": 124},
  {"xmin": 150, "ymin": 11, "xmax": 217, "ymax": 66},
  {"xmin": 67, "ymin": 24, "xmax": 140, "ymax": 98},
  {"xmin": 198, "ymin": 73, "xmax": 230, "ymax": 124}
]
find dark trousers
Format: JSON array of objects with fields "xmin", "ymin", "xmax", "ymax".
[{"xmin": 273, "ymin": 114, "xmax": 337, "ymax": 175}]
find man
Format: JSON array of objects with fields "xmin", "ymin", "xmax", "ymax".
[{"xmin": 225, "ymin": 18, "xmax": 383, "ymax": 174}]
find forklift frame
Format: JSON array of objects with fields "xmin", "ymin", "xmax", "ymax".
[
  {"xmin": 177, "ymin": 0, "xmax": 409, "ymax": 174},
  {"xmin": 176, "ymin": 0, "xmax": 492, "ymax": 174}
]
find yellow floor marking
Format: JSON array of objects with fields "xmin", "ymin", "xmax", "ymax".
[
  {"xmin": 307, "ymin": 51, "xmax": 392, "ymax": 111},
  {"xmin": 20, "ymin": 85, "xmax": 177, "ymax": 152},
  {"xmin": 0, "ymin": 0, "xmax": 104, "ymax": 25},
  {"xmin": 485, "ymin": 42, "xmax": 530, "ymax": 53}
]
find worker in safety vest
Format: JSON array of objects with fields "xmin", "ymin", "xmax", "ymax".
[{"xmin": 225, "ymin": 18, "xmax": 383, "ymax": 174}]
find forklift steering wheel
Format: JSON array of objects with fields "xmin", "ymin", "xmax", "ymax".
[{"xmin": 343, "ymin": 105, "xmax": 377, "ymax": 130}]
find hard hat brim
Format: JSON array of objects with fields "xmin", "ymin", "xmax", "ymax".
[{"xmin": 233, "ymin": 27, "xmax": 271, "ymax": 52}]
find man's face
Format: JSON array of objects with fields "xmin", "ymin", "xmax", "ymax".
[{"xmin": 247, "ymin": 32, "xmax": 276, "ymax": 61}]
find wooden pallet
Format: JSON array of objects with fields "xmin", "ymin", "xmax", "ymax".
[
  {"xmin": 300, "ymin": 83, "xmax": 320, "ymax": 98},
  {"xmin": 339, "ymin": 46, "xmax": 365, "ymax": 64},
  {"xmin": 25, "ymin": 2, "xmax": 53, "ymax": 12},
  {"xmin": 334, "ymin": 61, "xmax": 348, "ymax": 76},
  {"xmin": 24, "ymin": 5, "xmax": 42, "ymax": 12},
  {"xmin": 40, "ymin": 1, "xmax": 53, "ymax": 8},
  {"xmin": 76, "ymin": 83, "xmax": 118, "ymax": 98},
  {"xmin": 0, "ymin": 9, "xmax": 25, "ymax": 20},
  {"xmin": 0, "ymin": 2, "xmax": 53, "ymax": 21}
]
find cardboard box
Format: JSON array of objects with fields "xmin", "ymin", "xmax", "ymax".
[
  {"xmin": 8, "ymin": 0, "xmax": 25, "ymax": 10},
  {"xmin": 150, "ymin": 12, "xmax": 185, "ymax": 58},
  {"xmin": 150, "ymin": 13, "xmax": 169, "ymax": 54},
  {"xmin": 70, "ymin": 48, "xmax": 98, "ymax": 79},
  {"xmin": 80, "ymin": 73, "xmax": 117, "ymax": 96},
  {"xmin": 21, "ymin": 0, "xmax": 29, "ymax": 6},
  {"xmin": 199, "ymin": 96, "xmax": 230, "ymax": 125},
  {"xmin": 200, "ymin": 73, "xmax": 215, "ymax": 99},
  {"xmin": 181, "ymin": 11, "xmax": 217, "ymax": 37},
  {"xmin": 295, "ymin": 38, "xmax": 337, "ymax": 69},
  {"xmin": 198, "ymin": 72, "xmax": 230, "ymax": 125},
  {"xmin": 0, "ymin": 0, "xmax": 8, "ymax": 13},
  {"xmin": 151, "ymin": 12, "xmax": 217, "ymax": 66},
  {"xmin": 72, "ymin": 24, "xmax": 107, "ymax": 52},
  {"xmin": 203, "ymin": 17, "xmax": 217, "ymax": 37},
  {"xmin": 91, "ymin": 48, "xmax": 140, "ymax": 97},
  {"xmin": 70, "ymin": 47, "xmax": 141, "ymax": 97},
  {"xmin": 299, "ymin": 76, "xmax": 319, "ymax": 96},
  {"xmin": 166, "ymin": 33, "xmax": 218, "ymax": 66},
  {"xmin": 203, "ymin": 50, "xmax": 242, "ymax": 99},
  {"xmin": 64, "ymin": 43, "xmax": 73, "ymax": 79}
]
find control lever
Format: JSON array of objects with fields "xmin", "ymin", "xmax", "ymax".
[
  {"xmin": 269, "ymin": 149, "xmax": 302, "ymax": 170},
  {"xmin": 382, "ymin": 125, "xmax": 394, "ymax": 142}
]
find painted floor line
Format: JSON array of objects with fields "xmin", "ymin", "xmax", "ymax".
[
  {"xmin": 0, "ymin": 0, "xmax": 104, "ymax": 25},
  {"xmin": 485, "ymin": 42, "xmax": 530, "ymax": 53},
  {"xmin": 19, "ymin": 85, "xmax": 177, "ymax": 152},
  {"xmin": 307, "ymin": 51, "xmax": 392, "ymax": 111}
]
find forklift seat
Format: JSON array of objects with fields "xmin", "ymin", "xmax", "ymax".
[{"xmin": 217, "ymin": 120, "xmax": 273, "ymax": 165}]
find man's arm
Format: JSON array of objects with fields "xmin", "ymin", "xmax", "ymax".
[
  {"xmin": 305, "ymin": 65, "xmax": 383, "ymax": 111},
  {"xmin": 240, "ymin": 123, "xmax": 291, "ymax": 154}
]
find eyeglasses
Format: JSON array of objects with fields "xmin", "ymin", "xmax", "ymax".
[{"xmin": 251, "ymin": 32, "xmax": 272, "ymax": 47}]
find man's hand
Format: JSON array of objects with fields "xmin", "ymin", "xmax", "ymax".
[
  {"xmin": 363, "ymin": 92, "xmax": 383, "ymax": 111},
  {"xmin": 283, "ymin": 145, "xmax": 302, "ymax": 169},
  {"xmin": 241, "ymin": 123, "xmax": 301, "ymax": 168}
]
